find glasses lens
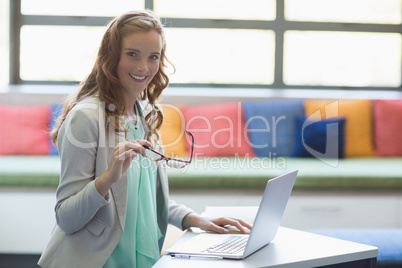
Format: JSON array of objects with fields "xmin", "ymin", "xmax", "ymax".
[
  {"xmin": 145, "ymin": 149, "xmax": 162, "ymax": 161},
  {"xmin": 167, "ymin": 159, "xmax": 188, "ymax": 169}
]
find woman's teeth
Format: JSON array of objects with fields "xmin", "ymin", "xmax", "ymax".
[{"xmin": 129, "ymin": 73, "xmax": 146, "ymax": 80}]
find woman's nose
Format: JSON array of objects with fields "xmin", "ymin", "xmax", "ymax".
[{"xmin": 136, "ymin": 59, "xmax": 147, "ymax": 71}]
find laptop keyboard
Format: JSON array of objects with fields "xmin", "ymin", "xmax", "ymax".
[{"xmin": 202, "ymin": 235, "xmax": 249, "ymax": 254}]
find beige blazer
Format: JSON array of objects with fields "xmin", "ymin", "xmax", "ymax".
[{"xmin": 38, "ymin": 97, "xmax": 193, "ymax": 268}]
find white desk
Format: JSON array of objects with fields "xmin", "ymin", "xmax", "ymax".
[{"xmin": 155, "ymin": 227, "xmax": 378, "ymax": 268}]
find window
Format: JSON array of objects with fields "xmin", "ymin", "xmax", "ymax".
[
  {"xmin": 284, "ymin": 31, "xmax": 401, "ymax": 87},
  {"xmin": 285, "ymin": 0, "xmax": 401, "ymax": 24},
  {"xmin": 21, "ymin": 0, "xmax": 143, "ymax": 16},
  {"xmin": 14, "ymin": 0, "xmax": 144, "ymax": 84},
  {"xmin": 20, "ymin": 26, "xmax": 105, "ymax": 82},
  {"xmin": 0, "ymin": 0, "xmax": 9, "ymax": 86},
  {"xmin": 165, "ymin": 28, "xmax": 275, "ymax": 85},
  {"xmin": 283, "ymin": 0, "xmax": 401, "ymax": 88},
  {"xmin": 8, "ymin": 0, "xmax": 402, "ymax": 90},
  {"xmin": 154, "ymin": 0, "xmax": 276, "ymax": 20}
]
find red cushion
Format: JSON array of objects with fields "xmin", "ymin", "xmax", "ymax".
[
  {"xmin": 182, "ymin": 102, "xmax": 255, "ymax": 157},
  {"xmin": 0, "ymin": 105, "xmax": 51, "ymax": 155},
  {"xmin": 374, "ymin": 100, "xmax": 402, "ymax": 156}
]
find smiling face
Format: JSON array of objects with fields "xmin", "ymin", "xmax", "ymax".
[{"xmin": 117, "ymin": 30, "xmax": 162, "ymax": 103}]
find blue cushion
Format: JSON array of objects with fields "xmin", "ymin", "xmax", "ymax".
[
  {"xmin": 308, "ymin": 229, "xmax": 402, "ymax": 263},
  {"xmin": 49, "ymin": 104, "xmax": 63, "ymax": 155},
  {"xmin": 243, "ymin": 100, "xmax": 304, "ymax": 157},
  {"xmin": 292, "ymin": 117, "xmax": 345, "ymax": 159}
]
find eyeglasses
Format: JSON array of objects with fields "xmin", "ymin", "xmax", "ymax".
[{"xmin": 142, "ymin": 130, "xmax": 194, "ymax": 169}]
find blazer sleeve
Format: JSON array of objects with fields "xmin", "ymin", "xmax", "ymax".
[
  {"xmin": 168, "ymin": 199, "xmax": 193, "ymax": 229},
  {"xmin": 55, "ymin": 101, "xmax": 109, "ymax": 235}
]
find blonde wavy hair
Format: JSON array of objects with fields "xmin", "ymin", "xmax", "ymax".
[{"xmin": 52, "ymin": 10, "xmax": 172, "ymax": 146}]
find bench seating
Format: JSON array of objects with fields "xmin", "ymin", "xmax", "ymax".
[{"xmin": 1, "ymin": 156, "xmax": 402, "ymax": 191}]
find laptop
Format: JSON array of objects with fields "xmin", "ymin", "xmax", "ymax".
[{"xmin": 165, "ymin": 170, "xmax": 298, "ymax": 259}]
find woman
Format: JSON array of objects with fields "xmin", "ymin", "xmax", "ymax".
[{"xmin": 38, "ymin": 10, "xmax": 250, "ymax": 268}]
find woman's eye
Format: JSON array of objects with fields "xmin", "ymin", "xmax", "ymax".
[
  {"xmin": 127, "ymin": 52, "xmax": 136, "ymax": 57},
  {"xmin": 150, "ymin": 55, "xmax": 160, "ymax": 60}
]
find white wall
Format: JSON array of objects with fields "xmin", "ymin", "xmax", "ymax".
[{"xmin": 1, "ymin": 188, "xmax": 400, "ymax": 254}]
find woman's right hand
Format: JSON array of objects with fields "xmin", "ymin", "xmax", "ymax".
[{"xmin": 95, "ymin": 139, "xmax": 151, "ymax": 198}]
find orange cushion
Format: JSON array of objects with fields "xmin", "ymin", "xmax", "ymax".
[
  {"xmin": 181, "ymin": 102, "xmax": 255, "ymax": 157},
  {"xmin": 159, "ymin": 105, "xmax": 188, "ymax": 157},
  {"xmin": 304, "ymin": 99, "xmax": 374, "ymax": 157},
  {"xmin": 0, "ymin": 104, "xmax": 51, "ymax": 155},
  {"xmin": 374, "ymin": 100, "xmax": 402, "ymax": 156}
]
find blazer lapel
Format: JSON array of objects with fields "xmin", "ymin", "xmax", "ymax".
[
  {"xmin": 105, "ymin": 115, "xmax": 129, "ymax": 231},
  {"xmin": 108, "ymin": 100, "xmax": 167, "ymax": 232},
  {"xmin": 107, "ymin": 100, "xmax": 147, "ymax": 231},
  {"xmin": 111, "ymin": 173, "xmax": 128, "ymax": 230}
]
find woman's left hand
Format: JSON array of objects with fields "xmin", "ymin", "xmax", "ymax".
[{"xmin": 182, "ymin": 212, "xmax": 252, "ymax": 234}]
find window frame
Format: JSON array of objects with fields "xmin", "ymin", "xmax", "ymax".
[{"xmin": 9, "ymin": 0, "xmax": 402, "ymax": 90}]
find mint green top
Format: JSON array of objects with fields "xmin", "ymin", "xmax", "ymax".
[{"xmin": 104, "ymin": 111, "xmax": 161, "ymax": 268}]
